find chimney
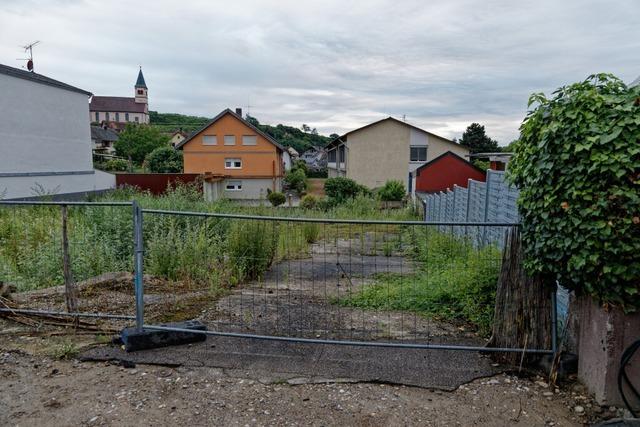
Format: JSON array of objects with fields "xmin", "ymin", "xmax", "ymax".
[{"xmin": 235, "ymin": 107, "xmax": 242, "ymax": 117}]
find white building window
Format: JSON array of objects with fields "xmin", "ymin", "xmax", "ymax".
[
  {"xmin": 134, "ymin": 116, "xmax": 139, "ymax": 122},
  {"xmin": 225, "ymin": 181, "xmax": 242, "ymax": 191},
  {"xmin": 410, "ymin": 146, "xmax": 427, "ymax": 162},
  {"xmin": 242, "ymin": 135, "xmax": 257, "ymax": 146},
  {"xmin": 224, "ymin": 135, "xmax": 236, "ymax": 146},
  {"xmin": 225, "ymin": 158, "xmax": 242, "ymax": 169},
  {"xmin": 125, "ymin": 112, "xmax": 129, "ymax": 121},
  {"xmin": 203, "ymin": 135, "xmax": 217, "ymax": 145}
]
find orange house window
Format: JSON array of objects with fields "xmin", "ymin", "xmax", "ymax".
[{"xmin": 225, "ymin": 158, "xmax": 242, "ymax": 169}]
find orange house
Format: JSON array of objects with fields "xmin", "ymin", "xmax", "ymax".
[{"xmin": 176, "ymin": 108, "xmax": 286, "ymax": 201}]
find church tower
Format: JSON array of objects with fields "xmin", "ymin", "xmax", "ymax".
[{"xmin": 134, "ymin": 67, "xmax": 148, "ymax": 104}]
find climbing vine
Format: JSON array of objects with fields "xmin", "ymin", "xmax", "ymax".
[{"xmin": 509, "ymin": 74, "xmax": 640, "ymax": 311}]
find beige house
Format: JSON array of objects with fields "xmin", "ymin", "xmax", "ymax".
[{"xmin": 326, "ymin": 117, "xmax": 470, "ymax": 191}]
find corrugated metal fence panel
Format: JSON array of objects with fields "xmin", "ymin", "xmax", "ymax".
[
  {"xmin": 453, "ymin": 185, "xmax": 468, "ymax": 237},
  {"xmin": 467, "ymin": 180, "xmax": 486, "ymax": 246}
]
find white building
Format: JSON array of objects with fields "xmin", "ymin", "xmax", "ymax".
[{"xmin": 0, "ymin": 63, "xmax": 115, "ymax": 200}]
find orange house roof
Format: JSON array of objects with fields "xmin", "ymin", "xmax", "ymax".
[{"xmin": 175, "ymin": 108, "xmax": 284, "ymax": 151}]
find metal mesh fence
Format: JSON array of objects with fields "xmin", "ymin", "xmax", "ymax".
[
  {"xmin": 0, "ymin": 201, "xmax": 555, "ymax": 354},
  {"xmin": 0, "ymin": 202, "xmax": 135, "ymax": 322}
]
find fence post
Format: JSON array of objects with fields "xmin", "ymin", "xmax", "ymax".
[
  {"xmin": 422, "ymin": 199, "xmax": 427, "ymax": 222},
  {"xmin": 482, "ymin": 172, "xmax": 492, "ymax": 246},
  {"xmin": 61, "ymin": 204, "xmax": 78, "ymax": 314},
  {"xmin": 133, "ymin": 200, "xmax": 145, "ymax": 331},
  {"xmin": 551, "ymin": 287, "xmax": 558, "ymax": 355}
]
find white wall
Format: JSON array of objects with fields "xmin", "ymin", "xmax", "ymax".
[{"xmin": 0, "ymin": 73, "xmax": 115, "ymax": 199}]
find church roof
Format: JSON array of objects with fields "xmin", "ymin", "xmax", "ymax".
[
  {"xmin": 89, "ymin": 96, "xmax": 147, "ymax": 113},
  {"xmin": 135, "ymin": 68, "xmax": 147, "ymax": 89}
]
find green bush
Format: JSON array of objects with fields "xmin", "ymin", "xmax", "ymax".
[
  {"xmin": 284, "ymin": 168, "xmax": 307, "ymax": 194},
  {"xmin": 378, "ymin": 180, "xmax": 405, "ymax": 201},
  {"xmin": 267, "ymin": 191, "xmax": 286, "ymax": 207},
  {"xmin": 300, "ymin": 194, "xmax": 317, "ymax": 210},
  {"xmin": 324, "ymin": 177, "xmax": 368, "ymax": 204},
  {"xmin": 146, "ymin": 146, "xmax": 183, "ymax": 173},
  {"xmin": 103, "ymin": 158, "xmax": 128, "ymax": 172},
  {"xmin": 509, "ymin": 74, "xmax": 640, "ymax": 311},
  {"xmin": 227, "ymin": 220, "xmax": 279, "ymax": 280}
]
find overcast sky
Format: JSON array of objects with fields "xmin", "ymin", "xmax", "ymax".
[{"xmin": 1, "ymin": 0, "xmax": 638, "ymax": 143}]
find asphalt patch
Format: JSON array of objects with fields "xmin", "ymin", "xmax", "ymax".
[{"xmin": 80, "ymin": 335, "xmax": 501, "ymax": 391}]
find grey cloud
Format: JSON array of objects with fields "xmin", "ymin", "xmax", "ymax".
[{"xmin": 1, "ymin": 0, "xmax": 638, "ymax": 143}]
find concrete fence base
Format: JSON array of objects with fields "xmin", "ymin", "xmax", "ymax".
[{"xmin": 577, "ymin": 295, "xmax": 640, "ymax": 408}]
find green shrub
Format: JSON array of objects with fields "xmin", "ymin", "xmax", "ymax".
[
  {"xmin": 300, "ymin": 194, "xmax": 317, "ymax": 210},
  {"xmin": 267, "ymin": 191, "xmax": 286, "ymax": 207},
  {"xmin": 103, "ymin": 158, "xmax": 128, "ymax": 172},
  {"xmin": 284, "ymin": 168, "xmax": 307, "ymax": 194},
  {"xmin": 227, "ymin": 220, "xmax": 279, "ymax": 280},
  {"xmin": 146, "ymin": 146, "xmax": 183, "ymax": 173},
  {"xmin": 509, "ymin": 74, "xmax": 640, "ymax": 311},
  {"xmin": 324, "ymin": 177, "xmax": 368, "ymax": 204},
  {"xmin": 378, "ymin": 180, "xmax": 405, "ymax": 201}
]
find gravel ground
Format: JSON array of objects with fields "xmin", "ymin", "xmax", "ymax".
[{"xmin": 0, "ymin": 349, "xmax": 594, "ymax": 427}]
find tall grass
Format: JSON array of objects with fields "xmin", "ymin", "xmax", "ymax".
[{"xmin": 0, "ymin": 184, "xmax": 420, "ymax": 292}]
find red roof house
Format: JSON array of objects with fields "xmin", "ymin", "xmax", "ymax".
[{"xmin": 414, "ymin": 151, "xmax": 486, "ymax": 193}]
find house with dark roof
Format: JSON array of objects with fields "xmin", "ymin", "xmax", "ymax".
[
  {"xmin": 326, "ymin": 117, "xmax": 470, "ymax": 192},
  {"xmin": 89, "ymin": 68, "xmax": 149, "ymax": 127},
  {"xmin": 176, "ymin": 108, "xmax": 286, "ymax": 201},
  {"xmin": 91, "ymin": 125, "xmax": 120, "ymax": 154},
  {"xmin": 0, "ymin": 63, "xmax": 115, "ymax": 199}
]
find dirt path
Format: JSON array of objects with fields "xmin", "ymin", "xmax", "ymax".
[{"xmin": 0, "ymin": 349, "xmax": 594, "ymax": 427}]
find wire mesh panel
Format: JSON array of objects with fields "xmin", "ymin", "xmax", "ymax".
[
  {"xmin": 0, "ymin": 202, "xmax": 135, "ymax": 323},
  {"xmin": 137, "ymin": 210, "xmax": 544, "ymax": 351}
]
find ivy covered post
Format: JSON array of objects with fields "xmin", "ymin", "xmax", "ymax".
[{"xmin": 509, "ymin": 74, "xmax": 640, "ymax": 406}]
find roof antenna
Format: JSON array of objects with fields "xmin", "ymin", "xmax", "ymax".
[
  {"xmin": 402, "ymin": 114, "xmax": 406, "ymax": 122},
  {"xmin": 19, "ymin": 41, "xmax": 40, "ymax": 72},
  {"xmin": 245, "ymin": 95, "xmax": 253, "ymax": 118}
]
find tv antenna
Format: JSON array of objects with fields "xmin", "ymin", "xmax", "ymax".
[
  {"xmin": 18, "ymin": 41, "xmax": 40, "ymax": 72},
  {"xmin": 245, "ymin": 96, "xmax": 253, "ymax": 118}
]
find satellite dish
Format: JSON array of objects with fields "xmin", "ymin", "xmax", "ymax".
[{"xmin": 27, "ymin": 59, "xmax": 33, "ymax": 71}]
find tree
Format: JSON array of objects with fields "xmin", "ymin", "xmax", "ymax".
[
  {"xmin": 115, "ymin": 124, "xmax": 170, "ymax": 164},
  {"xmin": 509, "ymin": 74, "xmax": 640, "ymax": 311},
  {"xmin": 459, "ymin": 123, "xmax": 499, "ymax": 154},
  {"xmin": 329, "ymin": 133, "xmax": 340, "ymax": 140},
  {"xmin": 146, "ymin": 146, "xmax": 183, "ymax": 173}
]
